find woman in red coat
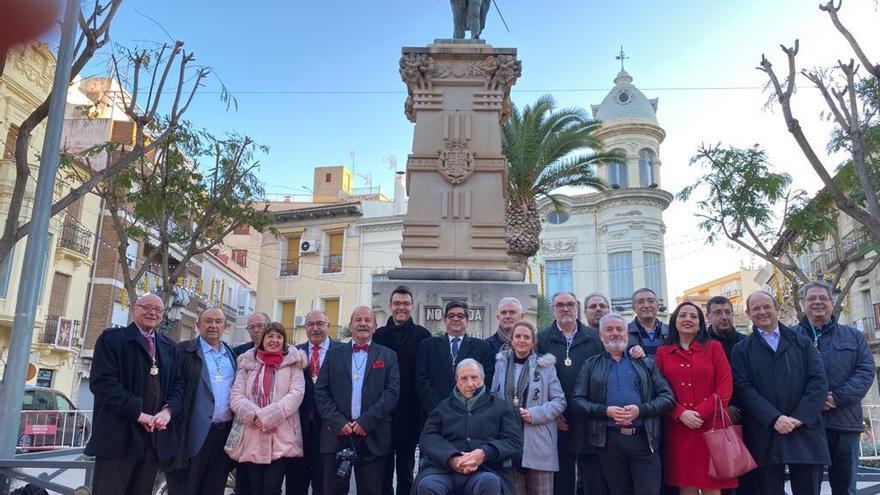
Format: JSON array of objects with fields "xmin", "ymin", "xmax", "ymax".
[{"xmin": 655, "ymin": 301, "xmax": 735, "ymax": 494}]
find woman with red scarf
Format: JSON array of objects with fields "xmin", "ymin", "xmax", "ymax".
[{"xmin": 227, "ymin": 322, "xmax": 307, "ymax": 494}]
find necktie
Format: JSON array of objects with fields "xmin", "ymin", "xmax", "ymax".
[
  {"xmin": 451, "ymin": 337, "xmax": 461, "ymax": 361},
  {"xmin": 310, "ymin": 345, "xmax": 321, "ymax": 379},
  {"xmin": 353, "ymin": 344, "xmax": 370, "ymax": 353},
  {"xmin": 144, "ymin": 333, "xmax": 156, "ymax": 361}
]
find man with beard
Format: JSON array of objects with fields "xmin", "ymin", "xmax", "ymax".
[
  {"xmin": 373, "ymin": 286, "xmax": 432, "ymax": 495},
  {"xmin": 286, "ymin": 310, "xmax": 341, "ymax": 495},
  {"xmin": 627, "ymin": 288, "xmax": 669, "ymax": 356},
  {"xmin": 315, "ymin": 307, "xmax": 400, "ymax": 495},
  {"xmin": 538, "ymin": 292, "xmax": 643, "ymax": 495},
  {"xmin": 705, "ymin": 296, "xmax": 744, "ymax": 360},
  {"xmin": 485, "ymin": 297, "xmax": 524, "ymax": 353},
  {"xmin": 583, "ymin": 293, "xmax": 611, "ymax": 333},
  {"xmin": 731, "ymin": 291, "xmax": 829, "ymax": 495},
  {"xmin": 793, "ymin": 281, "xmax": 873, "ymax": 495},
  {"xmin": 571, "ymin": 313, "xmax": 674, "ymax": 495}
]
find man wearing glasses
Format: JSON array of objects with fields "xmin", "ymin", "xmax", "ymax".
[
  {"xmin": 286, "ymin": 310, "xmax": 341, "ymax": 495},
  {"xmin": 85, "ymin": 293, "xmax": 184, "ymax": 495},
  {"xmin": 233, "ymin": 312, "xmax": 271, "ymax": 358},
  {"xmin": 374, "ymin": 286, "xmax": 432, "ymax": 495},
  {"xmin": 416, "ymin": 300, "xmax": 495, "ymax": 416},
  {"xmin": 627, "ymin": 288, "xmax": 668, "ymax": 357}
]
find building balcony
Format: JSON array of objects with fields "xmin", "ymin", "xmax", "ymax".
[
  {"xmin": 58, "ymin": 219, "xmax": 93, "ymax": 260},
  {"xmin": 841, "ymin": 230, "xmax": 868, "ymax": 259},
  {"xmin": 39, "ymin": 315, "xmax": 81, "ymax": 349},
  {"xmin": 279, "ymin": 259, "xmax": 299, "ymax": 277}
]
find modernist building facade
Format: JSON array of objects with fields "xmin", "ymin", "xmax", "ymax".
[{"xmin": 529, "ymin": 69, "xmax": 673, "ymax": 315}]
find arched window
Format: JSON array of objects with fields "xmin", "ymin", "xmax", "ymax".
[
  {"xmin": 639, "ymin": 149, "xmax": 655, "ymax": 187},
  {"xmin": 608, "ymin": 149, "xmax": 628, "ymax": 188}
]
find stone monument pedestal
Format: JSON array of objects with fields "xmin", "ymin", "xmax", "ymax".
[{"xmin": 372, "ymin": 40, "xmax": 538, "ymax": 335}]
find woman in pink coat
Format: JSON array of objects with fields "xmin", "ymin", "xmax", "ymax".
[{"xmin": 227, "ymin": 322, "xmax": 307, "ymax": 495}]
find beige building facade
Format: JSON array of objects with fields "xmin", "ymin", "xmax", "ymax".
[{"xmin": 677, "ymin": 268, "xmax": 761, "ymax": 331}]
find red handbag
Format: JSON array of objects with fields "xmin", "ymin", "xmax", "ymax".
[{"xmin": 703, "ymin": 394, "xmax": 757, "ymax": 480}]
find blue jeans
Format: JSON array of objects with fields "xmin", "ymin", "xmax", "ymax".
[
  {"xmin": 416, "ymin": 471, "xmax": 501, "ymax": 495},
  {"xmin": 826, "ymin": 430, "xmax": 860, "ymax": 495}
]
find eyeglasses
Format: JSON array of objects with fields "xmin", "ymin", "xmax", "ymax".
[
  {"xmin": 246, "ymin": 322, "xmax": 266, "ymax": 331},
  {"xmin": 634, "ymin": 298, "xmax": 658, "ymax": 305},
  {"xmin": 305, "ymin": 321, "xmax": 329, "ymax": 328},
  {"xmin": 554, "ymin": 302, "xmax": 576, "ymax": 309},
  {"xmin": 446, "ymin": 313, "xmax": 467, "ymax": 320},
  {"xmin": 586, "ymin": 304, "xmax": 609, "ymax": 310},
  {"xmin": 134, "ymin": 304, "xmax": 164, "ymax": 314},
  {"xmin": 391, "ymin": 301, "xmax": 413, "ymax": 308}
]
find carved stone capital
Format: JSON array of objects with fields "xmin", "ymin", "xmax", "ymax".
[{"xmin": 400, "ymin": 53, "xmax": 433, "ymax": 122}]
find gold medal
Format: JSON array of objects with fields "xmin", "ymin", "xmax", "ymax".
[
  {"xmin": 312, "ymin": 375, "xmax": 318, "ymax": 383},
  {"xmin": 150, "ymin": 366, "xmax": 159, "ymax": 376},
  {"xmin": 564, "ymin": 357, "xmax": 572, "ymax": 367}
]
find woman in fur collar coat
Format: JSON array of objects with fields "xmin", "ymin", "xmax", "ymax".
[
  {"xmin": 491, "ymin": 321, "xmax": 567, "ymax": 495},
  {"xmin": 227, "ymin": 322, "xmax": 307, "ymax": 495}
]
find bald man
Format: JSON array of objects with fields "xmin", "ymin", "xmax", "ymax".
[{"xmin": 86, "ymin": 293, "xmax": 184, "ymax": 495}]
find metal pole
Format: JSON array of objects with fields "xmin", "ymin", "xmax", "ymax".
[{"xmin": 0, "ymin": 0, "xmax": 80, "ymax": 458}]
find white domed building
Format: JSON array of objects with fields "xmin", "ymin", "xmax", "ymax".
[{"xmin": 530, "ymin": 69, "xmax": 673, "ymax": 315}]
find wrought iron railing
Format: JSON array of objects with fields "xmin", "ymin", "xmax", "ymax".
[
  {"xmin": 39, "ymin": 316, "xmax": 80, "ymax": 347},
  {"xmin": 323, "ymin": 254, "xmax": 343, "ymax": 274},
  {"xmin": 279, "ymin": 259, "xmax": 299, "ymax": 277},
  {"xmin": 59, "ymin": 219, "xmax": 93, "ymax": 257}
]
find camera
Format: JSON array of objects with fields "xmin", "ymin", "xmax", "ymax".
[{"xmin": 335, "ymin": 447, "xmax": 358, "ymax": 479}]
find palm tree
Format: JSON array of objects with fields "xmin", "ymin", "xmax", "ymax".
[{"xmin": 502, "ymin": 95, "xmax": 612, "ymax": 273}]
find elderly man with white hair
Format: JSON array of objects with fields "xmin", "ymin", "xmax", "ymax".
[
  {"xmin": 571, "ymin": 313, "xmax": 674, "ymax": 495},
  {"xmin": 414, "ymin": 359, "xmax": 522, "ymax": 495}
]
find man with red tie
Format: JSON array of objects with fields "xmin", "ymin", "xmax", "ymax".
[{"xmin": 286, "ymin": 310, "xmax": 341, "ymax": 495}]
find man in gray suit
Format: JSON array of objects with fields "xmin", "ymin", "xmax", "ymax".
[{"xmin": 166, "ymin": 307, "xmax": 237, "ymax": 495}]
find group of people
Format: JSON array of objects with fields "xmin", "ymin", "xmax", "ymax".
[{"xmin": 83, "ymin": 280, "xmax": 874, "ymax": 495}]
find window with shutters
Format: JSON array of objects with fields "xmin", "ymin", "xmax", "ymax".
[
  {"xmin": 48, "ymin": 272, "xmax": 72, "ymax": 318},
  {"xmin": 280, "ymin": 234, "xmax": 300, "ymax": 276},
  {"xmin": 4, "ymin": 125, "xmax": 19, "ymax": 160},
  {"xmin": 609, "ymin": 252, "xmax": 634, "ymax": 308},
  {"xmin": 323, "ymin": 297, "xmax": 341, "ymax": 339},
  {"xmin": 639, "ymin": 149, "xmax": 655, "ymax": 187},
  {"xmin": 644, "ymin": 252, "xmax": 663, "ymax": 297},
  {"xmin": 323, "ymin": 231, "xmax": 343, "ymax": 274},
  {"xmin": 232, "ymin": 249, "xmax": 248, "ymax": 268},
  {"xmin": 280, "ymin": 300, "xmax": 297, "ymax": 341},
  {"xmin": 545, "ymin": 260, "xmax": 573, "ymax": 297}
]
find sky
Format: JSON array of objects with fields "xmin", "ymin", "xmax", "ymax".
[{"xmin": 55, "ymin": 0, "xmax": 880, "ymax": 300}]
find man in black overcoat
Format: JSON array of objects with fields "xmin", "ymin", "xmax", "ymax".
[
  {"xmin": 286, "ymin": 309, "xmax": 341, "ymax": 495},
  {"xmin": 413, "ymin": 359, "xmax": 522, "ymax": 494},
  {"xmin": 373, "ymin": 285, "xmax": 432, "ymax": 495},
  {"xmin": 415, "ymin": 300, "xmax": 495, "ymax": 416},
  {"xmin": 731, "ymin": 291, "xmax": 830, "ymax": 495},
  {"xmin": 315, "ymin": 306, "xmax": 400, "ymax": 495},
  {"xmin": 85, "ymin": 293, "xmax": 184, "ymax": 495}
]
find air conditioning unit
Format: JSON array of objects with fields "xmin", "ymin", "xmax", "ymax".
[
  {"xmin": 294, "ymin": 315, "xmax": 306, "ymax": 327},
  {"xmin": 300, "ymin": 240, "xmax": 319, "ymax": 254}
]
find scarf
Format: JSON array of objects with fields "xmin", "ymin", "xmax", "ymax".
[
  {"xmin": 504, "ymin": 350, "xmax": 532, "ymax": 409},
  {"xmin": 453, "ymin": 385, "xmax": 486, "ymax": 411},
  {"xmin": 253, "ymin": 350, "xmax": 283, "ymax": 407},
  {"xmin": 494, "ymin": 327, "xmax": 512, "ymax": 351}
]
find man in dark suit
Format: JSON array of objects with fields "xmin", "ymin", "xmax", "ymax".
[
  {"xmin": 286, "ymin": 309, "xmax": 341, "ymax": 495},
  {"xmin": 233, "ymin": 311, "xmax": 270, "ymax": 358},
  {"xmin": 373, "ymin": 285, "xmax": 432, "ymax": 495},
  {"xmin": 315, "ymin": 306, "xmax": 401, "ymax": 495},
  {"xmin": 85, "ymin": 293, "xmax": 184, "ymax": 495},
  {"xmin": 165, "ymin": 307, "xmax": 237, "ymax": 495},
  {"xmin": 415, "ymin": 300, "xmax": 495, "ymax": 416}
]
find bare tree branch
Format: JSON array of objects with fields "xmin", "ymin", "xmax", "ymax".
[{"xmin": 820, "ymin": 0, "xmax": 880, "ymax": 79}]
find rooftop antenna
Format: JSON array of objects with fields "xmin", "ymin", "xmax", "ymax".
[{"xmin": 615, "ymin": 45, "xmax": 629, "ymax": 72}]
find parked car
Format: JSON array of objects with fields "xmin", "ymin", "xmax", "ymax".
[{"xmin": 18, "ymin": 387, "xmax": 91, "ymax": 452}]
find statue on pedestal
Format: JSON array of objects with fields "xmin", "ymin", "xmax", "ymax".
[{"xmin": 451, "ymin": 0, "xmax": 490, "ymax": 39}]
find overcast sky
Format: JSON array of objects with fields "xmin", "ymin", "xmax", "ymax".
[{"xmin": 59, "ymin": 0, "xmax": 880, "ymax": 300}]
